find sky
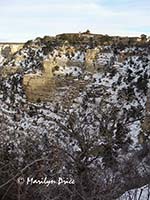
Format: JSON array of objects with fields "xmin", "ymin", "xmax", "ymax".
[{"xmin": 0, "ymin": 0, "xmax": 150, "ymax": 42}]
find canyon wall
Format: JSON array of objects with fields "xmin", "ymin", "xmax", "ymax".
[{"xmin": 0, "ymin": 43, "xmax": 24, "ymax": 57}]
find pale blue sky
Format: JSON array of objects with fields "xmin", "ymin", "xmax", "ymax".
[{"xmin": 0, "ymin": 0, "xmax": 150, "ymax": 42}]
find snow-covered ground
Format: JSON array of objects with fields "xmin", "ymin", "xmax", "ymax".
[
  {"xmin": 118, "ymin": 185, "xmax": 150, "ymax": 200},
  {"xmin": 53, "ymin": 65, "xmax": 82, "ymax": 77}
]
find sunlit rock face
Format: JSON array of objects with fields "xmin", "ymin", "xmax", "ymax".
[
  {"xmin": 1, "ymin": 66, "xmax": 22, "ymax": 78},
  {"xmin": 85, "ymin": 48, "xmax": 99, "ymax": 72},
  {"xmin": 15, "ymin": 54, "xmax": 25, "ymax": 63},
  {"xmin": 10, "ymin": 44, "xmax": 24, "ymax": 54},
  {"xmin": 0, "ymin": 43, "xmax": 24, "ymax": 57},
  {"xmin": 43, "ymin": 58, "xmax": 55, "ymax": 77}
]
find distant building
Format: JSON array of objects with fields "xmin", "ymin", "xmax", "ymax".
[{"xmin": 80, "ymin": 30, "xmax": 94, "ymax": 38}]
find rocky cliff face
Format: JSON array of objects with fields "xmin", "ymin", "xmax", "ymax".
[
  {"xmin": 0, "ymin": 34, "xmax": 150, "ymax": 200},
  {"xmin": 85, "ymin": 48, "xmax": 99, "ymax": 72},
  {"xmin": 0, "ymin": 43, "xmax": 24, "ymax": 57},
  {"xmin": 23, "ymin": 58, "xmax": 56, "ymax": 102},
  {"xmin": 23, "ymin": 74, "xmax": 56, "ymax": 102}
]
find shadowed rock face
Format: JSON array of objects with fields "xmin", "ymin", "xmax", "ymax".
[
  {"xmin": 23, "ymin": 74, "xmax": 56, "ymax": 102},
  {"xmin": 23, "ymin": 59, "xmax": 56, "ymax": 102}
]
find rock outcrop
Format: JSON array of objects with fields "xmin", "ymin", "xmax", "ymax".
[
  {"xmin": 0, "ymin": 43, "xmax": 24, "ymax": 57},
  {"xmin": 85, "ymin": 48, "xmax": 99, "ymax": 72},
  {"xmin": 23, "ymin": 59, "xmax": 57, "ymax": 102}
]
